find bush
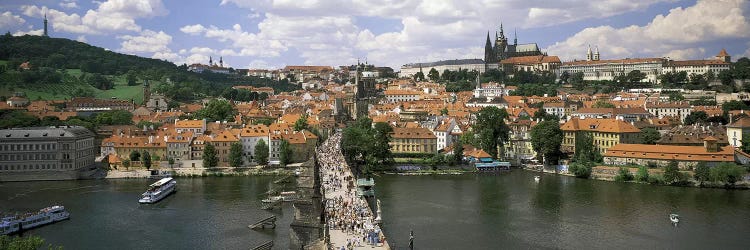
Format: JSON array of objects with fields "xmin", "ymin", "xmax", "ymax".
[
  {"xmin": 648, "ymin": 174, "xmax": 664, "ymax": 185},
  {"xmin": 663, "ymin": 161, "xmax": 680, "ymax": 184},
  {"xmin": 636, "ymin": 165, "xmax": 650, "ymax": 182},
  {"xmin": 615, "ymin": 167, "xmax": 634, "ymax": 182},
  {"xmin": 569, "ymin": 162, "xmax": 592, "ymax": 179},
  {"xmin": 710, "ymin": 163, "xmax": 746, "ymax": 188}
]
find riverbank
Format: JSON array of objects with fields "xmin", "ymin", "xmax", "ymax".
[
  {"xmin": 105, "ymin": 167, "xmax": 296, "ymax": 179},
  {"xmin": 520, "ymin": 165, "xmax": 750, "ymax": 189}
]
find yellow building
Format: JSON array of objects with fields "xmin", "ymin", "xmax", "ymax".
[
  {"xmin": 561, "ymin": 118, "xmax": 641, "ymax": 154},
  {"xmin": 110, "ymin": 136, "xmax": 167, "ymax": 163},
  {"xmin": 389, "ymin": 127, "xmax": 437, "ymax": 154}
]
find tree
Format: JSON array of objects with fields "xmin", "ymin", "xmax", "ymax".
[
  {"xmin": 639, "ymin": 128, "xmax": 661, "ymax": 145},
  {"xmin": 615, "ymin": 167, "xmax": 634, "ymax": 182},
  {"xmin": 126, "ymin": 71, "xmax": 138, "ymax": 86},
  {"xmin": 427, "ymin": 68, "xmax": 440, "ymax": 81},
  {"xmin": 255, "ymin": 139, "xmax": 269, "ymax": 165},
  {"xmin": 636, "ymin": 165, "xmax": 650, "ymax": 182},
  {"xmin": 413, "ymin": 71, "xmax": 425, "ymax": 82},
  {"xmin": 474, "ymin": 106, "xmax": 510, "ymax": 159},
  {"xmin": 453, "ymin": 143, "xmax": 464, "ymax": 164},
  {"xmin": 221, "ymin": 142, "xmax": 241, "ymax": 168},
  {"xmin": 742, "ymin": 133, "xmax": 750, "ymax": 154},
  {"xmin": 440, "ymin": 107, "xmax": 449, "ymax": 115},
  {"xmin": 663, "ymin": 160, "xmax": 680, "ymax": 185},
  {"xmin": 0, "ymin": 235, "xmax": 46, "ymax": 250},
  {"xmin": 668, "ymin": 92, "xmax": 685, "ymax": 101},
  {"xmin": 530, "ymin": 120, "xmax": 563, "ymax": 165},
  {"xmin": 293, "ymin": 114, "xmax": 308, "ymax": 131},
  {"xmin": 710, "ymin": 163, "xmax": 746, "ymax": 188},
  {"xmin": 129, "ymin": 150, "xmax": 141, "ymax": 162},
  {"xmin": 122, "ymin": 159, "xmax": 131, "ymax": 170},
  {"xmin": 195, "ymin": 99, "xmax": 235, "ymax": 122},
  {"xmin": 684, "ymin": 111, "xmax": 708, "ymax": 125},
  {"xmin": 279, "ymin": 139, "xmax": 292, "ymax": 166},
  {"xmin": 722, "ymin": 100, "xmax": 749, "ymax": 112},
  {"xmin": 574, "ymin": 133, "xmax": 602, "ymax": 163},
  {"xmin": 203, "ymin": 143, "xmax": 218, "ymax": 169},
  {"xmin": 592, "ymin": 100, "xmax": 615, "ymax": 108},
  {"xmin": 142, "ymin": 151, "xmax": 152, "ymax": 170},
  {"xmin": 167, "ymin": 157, "xmax": 175, "ymax": 167},
  {"xmin": 569, "ymin": 161, "xmax": 592, "ymax": 178},
  {"xmin": 627, "ymin": 70, "xmax": 646, "ymax": 83},
  {"xmin": 372, "ymin": 122, "xmax": 394, "ymax": 165},
  {"xmin": 694, "ymin": 162, "xmax": 710, "ymax": 186},
  {"xmin": 460, "ymin": 131, "xmax": 480, "ymax": 148}
]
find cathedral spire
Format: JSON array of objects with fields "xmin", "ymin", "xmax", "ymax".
[
  {"xmin": 499, "ymin": 22, "xmax": 504, "ymax": 38},
  {"xmin": 484, "ymin": 31, "xmax": 495, "ymax": 64},
  {"xmin": 586, "ymin": 45, "xmax": 593, "ymax": 61},
  {"xmin": 514, "ymin": 28, "xmax": 517, "ymax": 46}
]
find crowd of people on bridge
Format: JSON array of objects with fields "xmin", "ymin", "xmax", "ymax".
[{"xmin": 318, "ymin": 133, "xmax": 386, "ymax": 250}]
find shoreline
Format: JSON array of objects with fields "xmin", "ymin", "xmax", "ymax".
[{"xmin": 104, "ymin": 167, "xmax": 295, "ymax": 179}]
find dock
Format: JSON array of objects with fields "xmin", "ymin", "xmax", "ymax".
[
  {"xmin": 251, "ymin": 240, "xmax": 273, "ymax": 250},
  {"xmin": 248, "ymin": 215, "xmax": 276, "ymax": 230}
]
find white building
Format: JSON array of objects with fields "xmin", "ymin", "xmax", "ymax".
[
  {"xmin": 237, "ymin": 125, "xmax": 270, "ymax": 164},
  {"xmin": 663, "ymin": 49, "xmax": 731, "ymax": 76},
  {"xmin": 645, "ymin": 102, "xmax": 692, "ymax": 122},
  {"xmin": 384, "ymin": 89, "xmax": 421, "ymax": 103},
  {"xmin": 399, "ymin": 59, "xmax": 498, "ymax": 78}
]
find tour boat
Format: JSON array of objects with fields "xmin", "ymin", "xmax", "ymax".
[
  {"xmin": 670, "ymin": 214, "xmax": 680, "ymax": 224},
  {"xmin": 139, "ymin": 177, "xmax": 177, "ymax": 204},
  {"xmin": 280, "ymin": 191, "xmax": 297, "ymax": 202},
  {"xmin": 1, "ymin": 205, "xmax": 70, "ymax": 235}
]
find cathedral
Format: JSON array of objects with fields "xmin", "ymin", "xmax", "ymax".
[{"xmin": 483, "ymin": 23, "xmax": 543, "ymax": 64}]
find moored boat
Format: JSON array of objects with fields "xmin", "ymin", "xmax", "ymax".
[
  {"xmin": 139, "ymin": 177, "xmax": 177, "ymax": 204},
  {"xmin": 1, "ymin": 205, "xmax": 70, "ymax": 235}
]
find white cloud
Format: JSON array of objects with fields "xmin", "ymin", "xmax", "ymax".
[
  {"xmin": 60, "ymin": 0, "xmax": 79, "ymax": 9},
  {"xmin": 0, "ymin": 11, "xmax": 26, "ymax": 31},
  {"xmin": 180, "ymin": 24, "xmax": 206, "ymax": 35},
  {"xmin": 189, "ymin": 47, "xmax": 215, "ymax": 54},
  {"xmin": 76, "ymin": 35, "xmax": 87, "ymax": 42},
  {"xmin": 185, "ymin": 53, "xmax": 209, "ymax": 65},
  {"xmin": 546, "ymin": 0, "xmax": 750, "ymax": 61},
  {"xmin": 152, "ymin": 51, "xmax": 181, "ymax": 63},
  {"xmin": 118, "ymin": 29, "xmax": 172, "ymax": 54},
  {"xmin": 246, "ymin": 59, "xmax": 280, "ymax": 69},
  {"xmin": 13, "ymin": 29, "xmax": 43, "ymax": 36},
  {"xmin": 20, "ymin": 0, "xmax": 168, "ymax": 35},
  {"xmin": 663, "ymin": 48, "xmax": 706, "ymax": 60}
]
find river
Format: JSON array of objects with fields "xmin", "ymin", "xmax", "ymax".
[
  {"xmin": 2, "ymin": 172, "xmax": 749, "ymax": 249},
  {"xmin": 0, "ymin": 177, "xmax": 293, "ymax": 249},
  {"xmin": 376, "ymin": 170, "xmax": 750, "ymax": 249}
]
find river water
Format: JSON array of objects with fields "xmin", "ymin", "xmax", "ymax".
[
  {"xmin": 376, "ymin": 170, "xmax": 750, "ymax": 249},
  {"xmin": 2, "ymin": 172, "xmax": 749, "ymax": 249},
  {"xmin": 0, "ymin": 177, "xmax": 293, "ymax": 249}
]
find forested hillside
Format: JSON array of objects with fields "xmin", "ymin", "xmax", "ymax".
[{"xmin": 0, "ymin": 34, "xmax": 299, "ymax": 103}]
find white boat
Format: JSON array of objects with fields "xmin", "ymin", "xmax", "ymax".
[
  {"xmin": 262, "ymin": 196, "xmax": 282, "ymax": 203},
  {"xmin": 534, "ymin": 176, "xmax": 541, "ymax": 182},
  {"xmin": 139, "ymin": 177, "xmax": 177, "ymax": 204},
  {"xmin": 1, "ymin": 205, "xmax": 70, "ymax": 235},
  {"xmin": 670, "ymin": 214, "xmax": 680, "ymax": 224}
]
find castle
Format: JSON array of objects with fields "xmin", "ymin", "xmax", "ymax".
[{"xmin": 483, "ymin": 23, "xmax": 543, "ymax": 64}]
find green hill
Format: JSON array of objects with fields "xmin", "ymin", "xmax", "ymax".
[{"xmin": 0, "ymin": 34, "xmax": 299, "ymax": 104}]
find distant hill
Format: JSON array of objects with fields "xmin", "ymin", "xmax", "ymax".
[{"xmin": 0, "ymin": 34, "xmax": 299, "ymax": 103}]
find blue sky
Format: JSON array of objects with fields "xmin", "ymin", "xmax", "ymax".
[{"xmin": 1, "ymin": 0, "xmax": 748, "ymax": 70}]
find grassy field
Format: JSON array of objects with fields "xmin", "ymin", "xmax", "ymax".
[{"xmin": 0, "ymin": 68, "xmax": 146, "ymax": 104}]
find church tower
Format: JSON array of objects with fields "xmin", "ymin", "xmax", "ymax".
[
  {"xmin": 43, "ymin": 13, "xmax": 48, "ymax": 37},
  {"xmin": 484, "ymin": 31, "xmax": 496, "ymax": 64},
  {"xmin": 495, "ymin": 22, "xmax": 508, "ymax": 60},
  {"xmin": 586, "ymin": 45, "xmax": 593, "ymax": 61},
  {"xmin": 209, "ymin": 56, "xmax": 213, "ymax": 66},
  {"xmin": 219, "ymin": 57, "xmax": 223, "ymax": 68},
  {"xmin": 593, "ymin": 46, "xmax": 600, "ymax": 61}
]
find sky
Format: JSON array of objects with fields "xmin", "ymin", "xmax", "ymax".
[{"xmin": 0, "ymin": 0, "xmax": 749, "ymax": 70}]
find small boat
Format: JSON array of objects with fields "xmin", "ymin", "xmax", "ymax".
[
  {"xmin": 670, "ymin": 214, "xmax": 680, "ymax": 224},
  {"xmin": 280, "ymin": 191, "xmax": 297, "ymax": 202},
  {"xmin": 139, "ymin": 177, "xmax": 177, "ymax": 204},
  {"xmin": 262, "ymin": 196, "xmax": 282, "ymax": 203},
  {"xmin": 1, "ymin": 205, "xmax": 70, "ymax": 235},
  {"xmin": 534, "ymin": 176, "xmax": 541, "ymax": 182}
]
